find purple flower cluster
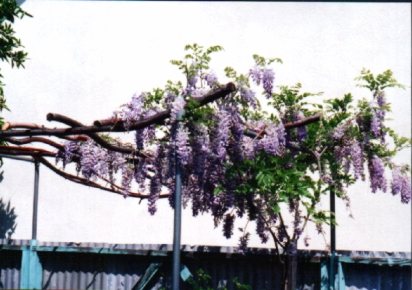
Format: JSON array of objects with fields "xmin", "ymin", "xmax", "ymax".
[
  {"xmin": 294, "ymin": 112, "xmax": 308, "ymax": 141},
  {"xmin": 368, "ymin": 155, "xmax": 387, "ymax": 193},
  {"xmin": 256, "ymin": 214, "xmax": 269, "ymax": 243},
  {"xmin": 170, "ymin": 96, "xmax": 185, "ymax": 123},
  {"xmin": 175, "ymin": 126, "xmax": 192, "ymax": 166},
  {"xmin": 249, "ymin": 66, "xmax": 262, "ymax": 85},
  {"xmin": 118, "ymin": 92, "xmax": 145, "ymax": 129},
  {"xmin": 238, "ymin": 232, "xmax": 250, "ymax": 253},
  {"xmin": 391, "ymin": 167, "xmax": 411, "ymax": 204},
  {"xmin": 333, "ymin": 124, "xmax": 347, "ymax": 140},
  {"xmin": 204, "ymin": 72, "xmax": 218, "ymax": 87},
  {"xmin": 223, "ymin": 214, "xmax": 235, "ymax": 239},
  {"xmin": 350, "ymin": 141, "xmax": 364, "ymax": 180},
  {"xmin": 262, "ymin": 68, "xmax": 275, "ymax": 97},
  {"xmin": 212, "ymin": 109, "xmax": 231, "ymax": 160},
  {"xmin": 239, "ymin": 86, "xmax": 257, "ymax": 108},
  {"xmin": 259, "ymin": 123, "xmax": 285, "ymax": 156},
  {"xmin": 78, "ymin": 141, "xmax": 109, "ymax": 180}
]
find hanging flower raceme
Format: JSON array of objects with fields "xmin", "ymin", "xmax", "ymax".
[
  {"xmin": 262, "ymin": 68, "xmax": 275, "ymax": 97},
  {"xmin": 175, "ymin": 126, "xmax": 192, "ymax": 166},
  {"xmin": 391, "ymin": 167, "xmax": 411, "ymax": 204},
  {"xmin": 170, "ymin": 95, "xmax": 185, "ymax": 123},
  {"xmin": 212, "ymin": 108, "xmax": 231, "ymax": 160},
  {"xmin": 368, "ymin": 155, "xmax": 387, "ymax": 193}
]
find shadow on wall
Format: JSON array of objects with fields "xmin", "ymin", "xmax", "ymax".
[{"xmin": 0, "ymin": 198, "xmax": 17, "ymax": 239}]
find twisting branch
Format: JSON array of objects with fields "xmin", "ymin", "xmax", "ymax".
[
  {"xmin": 0, "ymin": 145, "xmax": 56, "ymax": 157},
  {"xmin": 34, "ymin": 156, "xmax": 170, "ymax": 200},
  {"xmin": 0, "ymin": 83, "xmax": 237, "ymax": 140},
  {"xmin": 46, "ymin": 113, "xmax": 145, "ymax": 157},
  {"xmin": 5, "ymin": 137, "xmax": 64, "ymax": 150}
]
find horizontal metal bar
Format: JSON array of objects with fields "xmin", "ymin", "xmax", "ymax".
[{"xmin": 0, "ymin": 154, "xmax": 34, "ymax": 163}]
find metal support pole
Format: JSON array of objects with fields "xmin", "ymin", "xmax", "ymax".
[
  {"xmin": 32, "ymin": 161, "xmax": 40, "ymax": 240},
  {"xmin": 172, "ymin": 110, "xmax": 183, "ymax": 290},
  {"xmin": 330, "ymin": 190, "xmax": 336, "ymax": 289}
]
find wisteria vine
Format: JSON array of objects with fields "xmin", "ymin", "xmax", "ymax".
[{"xmin": 1, "ymin": 44, "xmax": 410, "ymax": 262}]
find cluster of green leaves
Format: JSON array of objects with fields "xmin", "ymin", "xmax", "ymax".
[
  {"xmin": 0, "ymin": 0, "xmax": 30, "ymax": 110},
  {"xmin": 355, "ymin": 68, "xmax": 404, "ymax": 94},
  {"xmin": 170, "ymin": 43, "xmax": 223, "ymax": 83},
  {"xmin": 187, "ymin": 269, "xmax": 251, "ymax": 290}
]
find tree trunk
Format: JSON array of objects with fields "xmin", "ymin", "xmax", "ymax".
[{"xmin": 282, "ymin": 241, "xmax": 298, "ymax": 290}]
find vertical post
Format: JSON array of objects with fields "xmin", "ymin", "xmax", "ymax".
[
  {"xmin": 329, "ymin": 190, "xmax": 336, "ymax": 289},
  {"xmin": 172, "ymin": 110, "xmax": 183, "ymax": 290},
  {"xmin": 32, "ymin": 161, "xmax": 40, "ymax": 240},
  {"xmin": 21, "ymin": 160, "xmax": 42, "ymax": 289}
]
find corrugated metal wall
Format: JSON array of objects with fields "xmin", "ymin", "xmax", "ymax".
[{"xmin": 1, "ymin": 241, "xmax": 411, "ymax": 289}]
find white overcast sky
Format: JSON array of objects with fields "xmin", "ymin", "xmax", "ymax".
[{"xmin": 1, "ymin": 1, "xmax": 411, "ymax": 251}]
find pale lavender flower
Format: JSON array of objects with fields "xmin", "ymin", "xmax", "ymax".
[
  {"xmin": 170, "ymin": 96, "xmax": 185, "ymax": 123},
  {"xmin": 212, "ymin": 109, "xmax": 231, "ymax": 160},
  {"xmin": 391, "ymin": 167, "xmax": 411, "ymax": 204},
  {"xmin": 368, "ymin": 155, "xmax": 387, "ymax": 193},
  {"xmin": 262, "ymin": 68, "xmax": 275, "ymax": 97},
  {"xmin": 188, "ymin": 75, "xmax": 198, "ymax": 88},
  {"xmin": 259, "ymin": 123, "xmax": 285, "ymax": 156},
  {"xmin": 63, "ymin": 141, "xmax": 80, "ymax": 163},
  {"xmin": 295, "ymin": 112, "xmax": 307, "ymax": 141},
  {"xmin": 148, "ymin": 177, "xmax": 161, "ymax": 214},
  {"xmin": 351, "ymin": 141, "xmax": 364, "ymax": 180},
  {"xmin": 79, "ymin": 141, "xmax": 99, "ymax": 179},
  {"xmin": 175, "ymin": 126, "xmax": 192, "ymax": 166},
  {"xmin": 249, "ymin": 66, "xmax": 262, "ymax": 85},
  {"xmin": 391, "ymin": 167, "xmax": 403, "ymax": 196},
  {"xmin": 333, "ymin": 124, "xmax": 347, "ymax": 140},
  {"xmin": 204, "ymin": 72, "xmax": 218, "ymax": 87},
  {"xmin": 401, "ymin": 176, "xmax": 411, "ymax": 204},
  {"xmin": 242, "ymin": 137, "xmax": 256, "ymax": 159},
  {"xmin": 376, "ymin": 91, "xmax": 386, "ymax": 108},
  {"xmin": 239, "ymin": 87, "xmax": 257, "ymax": 108},
  {"xmin": 371, "ymin": 111, "xmax": 381, "ymax": 138},
  {"xmin": 118, "ymin": 92, "xmax": 145, "ymax": 129}
]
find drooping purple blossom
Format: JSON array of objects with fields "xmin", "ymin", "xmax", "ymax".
[
  {"xmin": 262, "ymin": 68, "xmax": 275, "ymax": 97},
  {"xmin": 249, "ymin": 66, "xmax": 262, "ymax": 85},
  {"xmin": 148, "ymin": 176, "xmax": 161, "ymax": 215},
  {"xmin": 212, "ymin": 109, "xmax": 231, "ymax": 160},
  {"xmin": 370, "ymin": 111, "xmax": 381, "ymax": 138},
  {"xmin": 368, "ymin": 155, "xmax": 387, "ymax": 193},
  {"xmin": 170, "ymin": 96, "xmax": 185, "ymax": 123},
  {"xmin": 175, "ymin": 126, "xmax": 192, "ymax": 166},
  {"xmin": 204, "ymin": 72, "xmax": 218, "ymax": 87},
  {"xmin": 241, "ymin": 137, "xmax": 256, "ymax": 160},
  {"xmin": 78, "ymin": 141, "xmax": 109, "ymax": 180},
  {"xmin": 376, "ymin": 91, "xmax": 386, "ymax": 108},
  {"xmin": 118, "ymin": 92, "xmax": 145, "ymax": 129},
  {"xmin": 238, "ymin": 232, "xmax": 250, "ymax": 253},
  {"xmin": 391, "ymin": 167, "xmax": 411, "ymax": 204},
  {"xmin": 63, "ymin": 141, "xmax": 80, "ymax": 162},
  {"xmin": 333, "ymin": 124, "xmax": 347, "ymax": 140},
  {"xmin": 256, "ymin": 214, "xmax": 269, "ymax": 243},
  {"xmin": 239, "ymin": 86, "xmax": 257, "ymax": 108},
  {"xmin": 294, "ymin": 112, "xmax": 308, "ymax": 141},
  {"xmin": 188, "ymin": 74, "xmax": 198, "ymax": 88},
  {"xmin": 350, "ymin": 141, "xmax": 364, "ymax": 180},
  {"xmin": 223, "ymin": 214, "xmax": 235, "ymax": 239}
]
